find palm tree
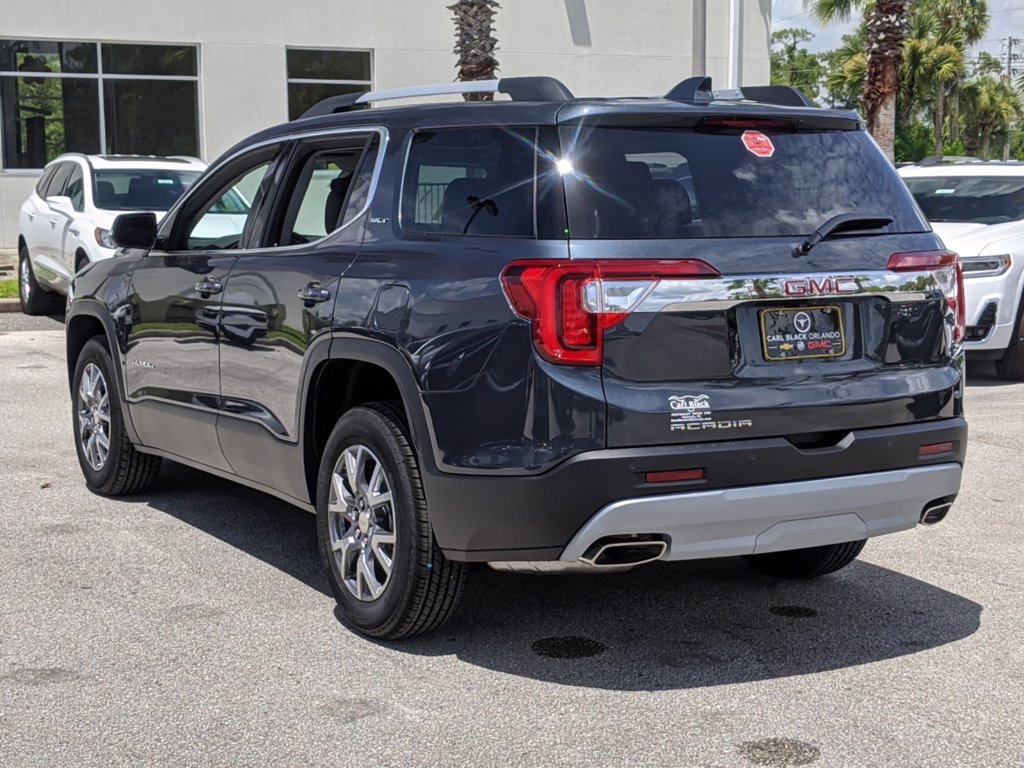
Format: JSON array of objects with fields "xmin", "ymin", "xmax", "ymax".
[
  {"xmin": 448, "ymin": 0, "xmax": 500, "ymax": 101},
  {"xmin": 942, "ymin": 0, "xmax": 989, "ymax": 145},
  {"xmin": 824, "ymin": 29, "xmax": 868, "ymax": 110},
  {"xmin": 900, "ymin": 3, "xmax": 966, "ymax": 155},
  {"xmin": 961, "ymin": 76, "xmax": 1023, "ymax": 158},
  {"xmin": 807, "ymin": 0, "xmax": 913, "ymax": 160}
]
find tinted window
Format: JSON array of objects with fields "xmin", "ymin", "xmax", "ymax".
[
  {"xmin": 93, "ymin": 169, "xmax": 200, "ymax": 211},
  {"xmin": 402, "ymin": 127, "xmax": 541, "ymax": 237},
  {"xmin": 279, "ymin": 136, "xmax": 379, "ymax": 245},
  {"xmin": 35, "ymin": 165, "xmax": 57, "ymax": 196},
  {"xmin": 183, "ymin": 162, "xmax": 273, "ymax": 251},
  {"xmin": 904, "ymin": 176, "xmax": 1024, "ymax": 224},
  {"xmin": 44, "ymin": 162, "xmax": 73, "ymax": 197},
  {"xmin": 558, "ymin": 125, "xmax": 927, "ymax": 239},
  {"xmin": 286, "ymin": 48, "xmax": 371, "ymax": 120},
  {"xmin": 66, "ymin": 164, "xmax": 85, "ymax": 211}
]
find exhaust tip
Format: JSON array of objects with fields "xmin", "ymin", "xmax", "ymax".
[
  {"xmin": 581, "ymin": 536, "xmax": 668, "ymax": 567},
  {"xmin": 921, "ymin": 495, "xmax": 956, "ymax": 525}
]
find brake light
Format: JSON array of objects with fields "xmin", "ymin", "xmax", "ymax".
[
  {"xmin": 500, "ymin": 259, "xmax": 720, "ymax": 365},
  {"xmin": 887, "ymin": 250, "xmax": 965, "ymax": 344}
]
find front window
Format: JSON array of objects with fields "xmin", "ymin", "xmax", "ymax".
[
  {"xmin": 0, "ymin": 39, "xmax": 199, "ymax": 169},
  {"xmin": 92, "ymin": 168, "xmax": 201, "ymax": 211},
  {"xmin": 904, "ymin": 175, "xmax": 1024, "ymax": 225}
]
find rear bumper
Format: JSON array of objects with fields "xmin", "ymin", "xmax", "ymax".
[
  {"xmin": 425, "ymin": 417, "xmax": 967, "ymax": 561},
  {"xmin": 559, "ymin": 464, "xmax": 962, "ymax": 563}
]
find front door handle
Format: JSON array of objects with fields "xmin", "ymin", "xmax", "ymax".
[
  {"xmin": 298, "ymin": 282, "xmax": 331, "ymax": 305},
  {"xmin": 195, "ymin": 278, "xmax": 224, "ymax": 298}
]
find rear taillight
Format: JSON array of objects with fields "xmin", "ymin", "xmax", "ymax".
[
  {"xmin": 500, "ymin": 259, "xmax": 720, "ymax": 365},
  {"xmin": 887, "ymin": 250, "xmax": 965, "ymax": 344}
]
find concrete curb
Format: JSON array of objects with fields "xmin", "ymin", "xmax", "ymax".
[{"xmin": 0, "ymin": 298, "xmax": 22, "ymax": 313}]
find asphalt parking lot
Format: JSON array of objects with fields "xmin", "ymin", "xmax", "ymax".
[{"xmin": 1, "ymin": 315, "xmax": 1022, "ymax": 768}]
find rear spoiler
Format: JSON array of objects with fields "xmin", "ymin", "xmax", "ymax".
[{"xmin": 665, "ymin": 77, "xmax": 814, "ymax": 108}]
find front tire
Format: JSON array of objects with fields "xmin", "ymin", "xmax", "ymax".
[
  {"xmin": 18, "ymin": 245, "xmax": 57, "ymax": 316},
  {"xmin": 996, "ymin": 298, "xmax": 1024, "ymax": 381},
  {"xmin": 743, "ymin": 540, "xmax": 866, "ymax": 579},
  {"xmin": 317, "ymin": 403, "xmax": 466, "ymax": 639},
  {"xmin": 72, "ymin": 338, "xmax": 161, "ymax": 495}
]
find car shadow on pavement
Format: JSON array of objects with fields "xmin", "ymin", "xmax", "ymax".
[
  {"xmin": 966, "ymin": 360, "xmax": 1015, "ymax": 387},
  {"xmin": 141, "ymin": 462, "xmax": 981, "ymax": 692},
  {"xmin": 388, "ymin": 558, "xmax": 982, "ymax": 691},
  {"xmin": 139, "ymin": 461, "xmax": 330, "ymax": 596}
]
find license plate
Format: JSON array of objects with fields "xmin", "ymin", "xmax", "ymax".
[{"xmin": 759, "ymin": 306, "xmax": 846, "ymax": 361}]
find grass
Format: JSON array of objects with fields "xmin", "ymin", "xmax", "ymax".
[{"xmin": 0, "ymin": 279, "xmax": 18, "ymax": 299}]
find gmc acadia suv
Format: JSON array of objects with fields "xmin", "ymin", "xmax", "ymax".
[{"xmin": 65, "ymin": 76, "xmax": 968, "ymax": 639}]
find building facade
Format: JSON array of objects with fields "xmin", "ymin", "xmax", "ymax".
[{"xmin": 0, "ymin": 0, "xmax": 771, "ymax": 247}]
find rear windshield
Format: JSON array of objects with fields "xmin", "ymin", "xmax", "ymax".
[
  {"xmin": 93, "ymin": 169, "xmax": 201, "ymax": 211},
  {"xmin": 558, "ymin": 125, "xmax": 927, "ymax": 239},
  {"xmin": 903, "ymin": 175, "xmax": 1024, "ymax": 224}
]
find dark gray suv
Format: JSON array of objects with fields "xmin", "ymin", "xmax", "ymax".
[{"xmin": 65, "ymin": 76, "xmax": 968, "ymax": 639}]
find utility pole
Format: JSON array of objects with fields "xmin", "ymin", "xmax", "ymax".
[
  {"xmin": 692, "ymin": 0, "xmax": 706, "ymax": 77},
  {"xmin": 1004, "ymin": 37, "xmax": 1021, "ymax": 160}
]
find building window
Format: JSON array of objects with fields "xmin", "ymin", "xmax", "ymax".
[
  {"xmin": 0, "ymin": 40, "xmax": 199, "ymax": 170},
  {"xmin": 286, "ymin": 48, "xmax": 371, "ymax": 120}
]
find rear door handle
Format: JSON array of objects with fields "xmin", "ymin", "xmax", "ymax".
[
  {"xmin": 195, "ymin": 278, "xmax": 224, "ymax": 297},
  {"xmin": 298, "ymin": 282, "xmax": 331, "ymax": 305}
]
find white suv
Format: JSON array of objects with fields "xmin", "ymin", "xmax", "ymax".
[
  {"xmin": 17, "ymin": 154, "xmax": 206, "ymax": 315},
  {"xmin": 901, "ymin": 161, "xmax": 1024, "ymax": 380}
]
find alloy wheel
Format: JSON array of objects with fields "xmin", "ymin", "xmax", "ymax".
[
  {"xmin": 327, "ymin": 444, "xmax": 397, "ymax": 601},
  {"xmin": 19, "ymin": 257, "xmax": 30, "ymax": 304},
  {"xmin": 77, "ymin": 362, "xmax": 111, "ymax": 471}
]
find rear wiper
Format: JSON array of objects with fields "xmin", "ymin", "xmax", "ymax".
[{"xmin": 792, "ymin": 213, "xmax": 894, "ymax": 258}]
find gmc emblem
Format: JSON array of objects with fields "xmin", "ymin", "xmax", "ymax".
[{"xmin": 783, "ymin": 276, "xmax": 859, "ymax": 297}]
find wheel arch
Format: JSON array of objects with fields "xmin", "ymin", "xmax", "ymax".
[
  {"xmin": 301, "ymin": 337, "xmax": 435, "ymax": 505},
  {"xmin": 65, "ymin": 300, "xmax": 140, "ymax": 444}
]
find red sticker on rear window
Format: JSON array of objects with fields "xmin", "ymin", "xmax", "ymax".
[{"xmin": 742, "ymin": 130, "xmax": 775, "ymax": 158}]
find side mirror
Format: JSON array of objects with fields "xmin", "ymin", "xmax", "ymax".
[
  {"xmin": 46, "ymin": 195, "xmax": 75, "ymax": 217},
  {"xmin": 111, "ymin": 212, "xmax": 158, "ymax": 249}
]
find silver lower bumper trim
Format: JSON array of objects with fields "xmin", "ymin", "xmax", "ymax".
[{"xmin": 558, "ymin": 464, "xmax": 963, "ymax": 563}]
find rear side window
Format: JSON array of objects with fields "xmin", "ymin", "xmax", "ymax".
[
  {"xmin": 903, "ymin": 175, "xmax": 1024, "ymax": 224},
  {"xmin": 402, "ymin": 127, "xmax": 543, "ymax": 237},
  {"xmin": 559, "ymin": 124, "xmax": 927, "ymax": 239}
]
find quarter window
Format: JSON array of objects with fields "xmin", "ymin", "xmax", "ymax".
[
  {"xmin": 0, "ymin": 39, "xmax": 199, "ymax": 169},
  {"xmin": 286, "ymin": 48, "xmax": 371, "ymax": 120}
]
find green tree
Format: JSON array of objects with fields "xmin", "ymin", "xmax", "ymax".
[
  {"xmin": 961, "ymin": 76, "xmax": 1023, "ymax": 158},
  {"xmin": 807, "ymin": 0, "xmax": 914, "ymax": 160},
  {"xmin": 448, "ymin": 0, "xmax": 500, "ymax": 101},
  {"xmin": 823, "ymin": 29, "xmax": 867, "ymax": 110},
  {"xmin": 771, "ymin": 28, "xmax": 826, "ymax": 101}
]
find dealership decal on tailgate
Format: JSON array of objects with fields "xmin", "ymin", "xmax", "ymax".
[{"xmin": 760, "ymin": 306, "xmax": 846, "ymax": 361}]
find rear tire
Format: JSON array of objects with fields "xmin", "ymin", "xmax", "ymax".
[
  {"xmin": 996, "ymin": 297, "xmax": 1024, "ymax": 381},
  {"xmin": 72, "ymin": 338, "xmax": 162, "ymax": 495},
  {"xmin": 317, "ymin": 403, "xmax": 466, "ymax": 639},
  {"xmin": 743, "ymin": 540, "xmax": 866, "ymax": 579},
  {"xmin": 18, "ymin": 245, "xmax": 57, "ymax": 316}
]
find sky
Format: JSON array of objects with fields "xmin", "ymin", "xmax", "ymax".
[{"xmin": 772, "ymin": 0, "xmax": 1024, "ymax": 59}]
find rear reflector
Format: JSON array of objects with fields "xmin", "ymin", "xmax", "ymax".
[
  {"xmin": 645, "ymin": 468, "xmax": 705, "ymax": 483},
  {"xmin": 919, "ymin": 442, "xmax": 955, "ymax": 456},
  {"xmin": 501, "ymin": 259, "xmax": 720, "ymax": 365}
]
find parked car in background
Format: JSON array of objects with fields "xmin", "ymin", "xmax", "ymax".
[
  {"xmin": 900, "ymin": 161, "xmax": 1024, "ymax": 379},
  {"xmin": 17, "ymin": 155, "xmax": 208, "ymax": 314}
]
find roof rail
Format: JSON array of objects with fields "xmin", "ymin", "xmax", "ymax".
[
  {"xmin": 298, "ymin": 76, "xmax": 575, "ymax": 120},
  {"xmin": 664, "ymin": 77, "xmax": 814, "ymax": 108}
]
